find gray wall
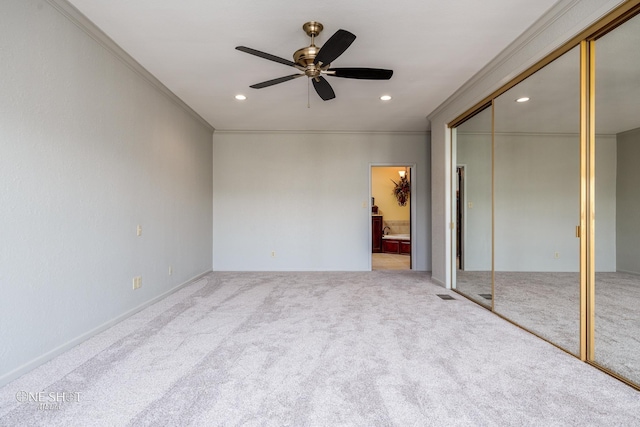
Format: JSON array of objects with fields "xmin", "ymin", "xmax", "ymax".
[
  {"xmin": 456, "ymin": 132, "xmax": 492, "ymax": 271},
  {"xmin": 596, "ymin": 135, "xmax": 618, "ymax": 272},
  {"xmin": 212, "ymin": 131, "xmax": 431, "ymax": 271},
  {"xmin": 0, "ymin": 0, "xmax": 213, "ymax": 385},
  {"xmin": 494, "ymin": 133, "xmax": 582, "ymax": 271},
  {"xmin": 456, "ymin": 132, "xmax": 617, "ymax": 273},
  {"xmin": 616, "ymin": 128, "xmax": 640, "ymax": 274}
]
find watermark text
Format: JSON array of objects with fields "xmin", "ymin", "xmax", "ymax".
[{"xmin": 15, "ymin": 391, "xmax": 81, "ymax": 411}]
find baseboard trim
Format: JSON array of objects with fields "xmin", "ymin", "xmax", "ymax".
[
  {"xmin": 617, "ymin": 269, "xmax": 640, "ymax": 276},
  {"xmin": 431, "ymin": 276, "xmax": 446, "ymax": 288},
  {"xmin": 0, "ymin": 270, "xmax": 212, "ymax": 388}
]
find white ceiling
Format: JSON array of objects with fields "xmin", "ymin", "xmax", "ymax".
[{"xmin": 65, "ymin": 0, "xmax": 560, "ymax": 132}]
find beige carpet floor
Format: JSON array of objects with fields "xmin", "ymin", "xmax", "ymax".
[{"xmin": 1, "ymin": 271, "xmax": 639, "ymax": 426}]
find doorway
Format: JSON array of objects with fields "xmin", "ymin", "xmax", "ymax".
[
  {"xmin": 456, "ymin": 166, "xmax": 465, "ymax": 270},
  {"xmin": 370, "ymin": 165, "xmax": 414, "ymax": 270}
]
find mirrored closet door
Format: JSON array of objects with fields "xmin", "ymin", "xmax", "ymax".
[
  {"xmin": 592, "ymin": 11, "xmax": 640, "ymax": 385},
  {"xmin": 450, "ymin": 4, "xmax": 640, "ymax": 389},
  {"xmin": 493, "ymin": 45, "xmax": 582, "ymax": 357}
]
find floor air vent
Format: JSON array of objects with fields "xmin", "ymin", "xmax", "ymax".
[
  {"xmin": 437, "ymin": 294, "xmax": 456, "ymax": 300},
  {"xmin": 479, "ymin": 294, "xmax": 492, "ymax": 300}
]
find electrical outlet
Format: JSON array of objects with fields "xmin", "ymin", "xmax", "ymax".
[
  {"xmin": 168, "ymin": 266, "xmax": 173, "ymax": 276},
  {"xmin": 271, "ymin": 251, "xmax": 276, "ymax": 257},
  {"xmin": 132, "ymin": 276, "xmax": 142, "ymax": 289},
  {"xmin": 554, "ymin": 252, "xmax": 560, "ymax": 259},
  {"xmin": 136, "ymin": 225, "xmax": 142, "ymax": 237}
]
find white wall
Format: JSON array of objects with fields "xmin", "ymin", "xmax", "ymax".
[
  {"xmin": 616, "ymin": 128, "xmax": 640, "ymax": 274},
  {"xmin": 0, "ymin": 0, "xmax": 213, "ymax": 385},
  {"xmin": 212, "ymin": 131, "xmax": 430, "ymax": 271},
  {"xmin": 428, "ymin": 0, "xmax": 625, "ymax": 287}
]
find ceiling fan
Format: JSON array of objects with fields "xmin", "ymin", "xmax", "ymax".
[{"xmin": 235, "ymin": 21, "xmax": 393, "ymax": 101}]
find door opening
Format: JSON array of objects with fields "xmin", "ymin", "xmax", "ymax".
[
  {"xmin": 456, "ymin": 166, "xmax": 465, "ymax": 270},
  {"xmin": 371, "ymin": 165, "xmax": 413, "ymax": 270}
]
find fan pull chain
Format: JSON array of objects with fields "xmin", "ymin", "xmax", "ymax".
[{"xmin": 307, "ymin": 78, "xmax": 311, "ymax": 109}]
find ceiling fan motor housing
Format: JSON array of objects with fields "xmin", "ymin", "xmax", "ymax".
[
  {"xmin": 293, "ymin": 46, "xmax": 325, "ymax": 77},
  {"xmin": 293, "ymin": 46, "xmax": 319, "ymax": 67}
]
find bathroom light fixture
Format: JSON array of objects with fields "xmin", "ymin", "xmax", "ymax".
[
  {"xmin": 380, "ymin": 95, "xmax": 392, "ymax": 101},
  {"xmin": 235, "ymin": 94, "xmax": 247, "ymax": 100},
  {"xmin": 516, "ymin": 97, "xmax": 530, "ymax": 103},
  {"xmin": 398, "ymin": 170, "xmax": 406, "ymax": 178}
]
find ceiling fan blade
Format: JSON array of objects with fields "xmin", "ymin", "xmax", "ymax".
[
  {"xmin": 313, "ymin": 29, "xmax": 356, "ymax": 66},
  {"xmin": 236, "ymin": 46, "xmax": 297, "ymax": 67},
  {"xmin": 312, "ymin": 76, "xmax": 336, "ymax": 101},
  {"xmin": 327, "ymin": 68, "xmax": 393, "ymax": 80},
  {"xmin": 250, "ymin": 74, "xmax": 304, "ymax": 89}
]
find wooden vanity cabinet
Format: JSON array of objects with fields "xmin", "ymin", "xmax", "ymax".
[{"xmin": 372, "ymin": 215, "xmax": 383, "ymax": 253}]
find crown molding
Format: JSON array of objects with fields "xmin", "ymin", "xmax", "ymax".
[
  {"xmin": 46, "ymin": 0, "xmax": 215, "ymax": 132},
  {"xmin": 213, "ymin": 129, "xmax": 429, "ymax": 136}
]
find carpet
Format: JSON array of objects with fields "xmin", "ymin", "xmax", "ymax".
[
  {"xmin": 1, "ymin": 271, "xmax": 639, "ymax": 426},
  {"xmin": 456, "ymin": 270, "xmax": 640, "ymax": 386}
]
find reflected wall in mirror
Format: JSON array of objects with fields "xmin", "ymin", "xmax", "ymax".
[
  {"xmin": 453, "ymin": 106, "xmax": 492, "ymax": 307},
  {"xmin": 493, "ymin": 45, "xmax": 581, "ymax": 356},
  {"xmin": 594, "ymin": 12, "xmax": 640, "ymax": 386}
]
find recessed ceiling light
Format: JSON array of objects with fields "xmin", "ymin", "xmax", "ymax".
[
  {"xmin": 516, "ymin": 97, "xmax": 530, "ymax": 103},
  {"xmin": 380, "ymin": 95, "xmax": 392, "ymax": 101},
  {"xmin": 235, "ymin": 94, "xmax": 247, "ymax": 100}
]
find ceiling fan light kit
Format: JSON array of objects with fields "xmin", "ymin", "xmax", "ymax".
[{"xmin": 236, "ymin": 21, "xmax": 393, "ymax": 101}]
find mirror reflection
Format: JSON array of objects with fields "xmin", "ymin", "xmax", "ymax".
[
  {"xmin": 493, "ymin": 45, "xmax": 581, "ymax": 356},
  {"xmin": 594, "ymin": 12, "xmax": 640, "ymax": 385},
  {"xmin": 454, "ymin": 106, "xmax": 492, "ymax": 307}
]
